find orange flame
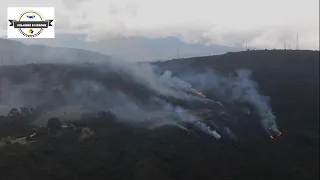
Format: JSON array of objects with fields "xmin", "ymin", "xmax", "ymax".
[{"xmin": 195, "ymin": 91, "xmax": 206, "ymax": 97}]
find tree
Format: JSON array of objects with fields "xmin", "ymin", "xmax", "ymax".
[
  {"xmin": 29, "ymin": 108, "xmax": 39, "ymax": 119},
  {"xmin": 7, "ymin": 108, "xmax": 20, "ymax": 117},
  {"xmin": 19, "ymin": 106, "xmax": 31, "ymax": 118},
  {"xmin": 47, "ymin": 117, "xmax": 62, "ymax": 135}
]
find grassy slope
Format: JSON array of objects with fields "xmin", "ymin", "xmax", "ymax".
[
  {"xmin": 0, "ymin": 50, "xmax": 318, "ymax": 180},
  {"xmin": 156, "ymin": 50, "xmax": 319, "ymax": 136}
]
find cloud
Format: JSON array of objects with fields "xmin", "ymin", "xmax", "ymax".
[
  {"xmin": 0, "ymin": 0, "xmax": 318, "ymax": 49},
  {"xmin": 201, "ymin": 25, "xmax": 319, "ymax": 49}
]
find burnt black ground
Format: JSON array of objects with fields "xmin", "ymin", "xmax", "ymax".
[{"xmin": 0, "ymin": 50, "xmax": 319, "ymax": 180}]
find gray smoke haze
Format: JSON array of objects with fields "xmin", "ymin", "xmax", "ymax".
[
  {"xmin": 102, "ymin": 60, "xmax": 213, "ymax": 102},
  {"xmin": 0, "ymin": 61, "xmax": 213, "ymax": 119},
  {"xmin": 0, "ymin": 56, "xmax": 279, "ymax": 139},
  {"xmin": 148, "ymin": 99, "xmax": 222, "ymax": 139},
  {"xmin": 181, "ymin": 69, "xmax": 279, "ymax": 135}
]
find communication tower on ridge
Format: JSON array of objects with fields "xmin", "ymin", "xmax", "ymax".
[
  {"xmin": 296, "ymin": 33, "xmax": 300, "ymax": 50},
  {"xmin": 0, "ymin": 51, "xmax": 3, "ymax": 104},
  {"xmin": 177, "ymin": 45, "xmax": 180, "ymax": 59},
  {"xmin": 0, "ymin": 51, "xmax": 3, "ymax": 66}
]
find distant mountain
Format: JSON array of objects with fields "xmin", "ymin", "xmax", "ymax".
[
  {"xmin": 0, "ymin": 38, "xmax": 111, "ymax": 65},
  {"xmin": 88, "ymin": 36, "xmax": 242, "ymax": 61},
  {"xmin": 10, "ymin": 34, "xmax": 241, "ymax": 62}
]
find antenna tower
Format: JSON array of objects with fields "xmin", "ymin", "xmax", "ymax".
[
  {"xmin": 0, "ymin": 51, "xmax": 3, "ymax": 66},
  {"xmin": 296, "ymin": 33, "xmax": 299, "ymax": 50},
  {"xmin": 0, "ymin": 51, "xmax": 2, "ymax": 104}
]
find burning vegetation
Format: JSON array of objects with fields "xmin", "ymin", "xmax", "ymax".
[{"xmin": 0, "ymin": 49, "xmax": 318, "ymax": 180}]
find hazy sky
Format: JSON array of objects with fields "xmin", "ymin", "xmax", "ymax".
[{"xmin": 0, "ymin": 0, "xmax": 319, "ymax": 50}]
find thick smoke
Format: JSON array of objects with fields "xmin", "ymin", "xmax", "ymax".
[
  {"xmin": 232, "ymin": 70, "xmax": 278, "ymax": 134},
  {"xmin": 181, "ymin": 69, "xmax": 279, "ymax": 135},
  {"xmin": 0, "ymin": 58, "xmax": 279, "ymax": 140},
  {"xmin": 0, "ymin": 63, "xmax": 208, "ymax": 120},
  {"xmin": 104, "ymin": 62, "xmax": 211, "ymax": 102},
  {"xmin": 149, "ymin": 99, "xmax": 222, "ymax": 139}
]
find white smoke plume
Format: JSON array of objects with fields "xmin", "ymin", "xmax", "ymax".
[
  {"xmin": 155, "ymin": 100, "xmax": 222, "ymax": 139},
  {"xmin": 181, "ymin": 69, "xmax": 279, "ymax": 135},
  {"xmin": 232, "ymin": 70, "xmax": 279, "ymax": 134},
  {"xmin": 194, "ymin": 122, "xmax": 221, "ymax": 139},
  {"xmin": 101, "ymin": 61, "xmax": 212, "ymax": 102},
  {"xmin": 0, "ymin": 57, "xmax": 278, "ymax": 140}
]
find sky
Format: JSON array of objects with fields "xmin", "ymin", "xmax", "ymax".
[{"xmin": 0, "ymin": 0, "xmax": 319, "ymax": 53}]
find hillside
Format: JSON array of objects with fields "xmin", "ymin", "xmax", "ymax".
[
  {"xmin": 155, "ymin": 50, "xmax": 319, "ymax": 136},
  {"xmin": 0, "ymin": 49, "xmax": 319, "ymax": 180},
  {"xmin": 0, "ymin": 38, "xmax": 111, "ymax": 65}
]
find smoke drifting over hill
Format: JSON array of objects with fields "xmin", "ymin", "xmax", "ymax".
[
  {"xmin": 0, "ymin": 56, "xmax": 279, "ymax": 140},
  {"xmin": 180, "ymin": 69, "xmax": 279, "ymax": 134}
]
